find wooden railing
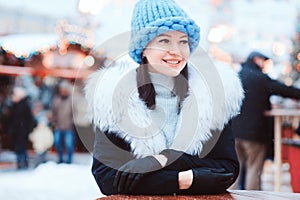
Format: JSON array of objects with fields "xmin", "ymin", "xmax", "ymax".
[
  {"xmin": 97, "ymin": 190, "xmax": 300, "ymax": 200},
  {"xmin": 0, "ymin": 64, "xmax": 94, "ymax": 79}
]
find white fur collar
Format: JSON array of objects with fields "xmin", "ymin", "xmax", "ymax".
[{"xmin": 85, "ymin": 55, "xmax": 244, "ymax": 158}]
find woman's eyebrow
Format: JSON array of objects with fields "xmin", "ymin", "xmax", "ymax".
[
  {"xmin": 157, "ymin": 34, "xmax": 188, "ymax": 38},
  {"xmin": 158, "ymin": 34, "xmax": 171, "ymax": 37}
]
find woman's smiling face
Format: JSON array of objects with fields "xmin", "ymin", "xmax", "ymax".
[{"xmin": 143, "ymin": 31, "xmax": 190, "ymax": 77}]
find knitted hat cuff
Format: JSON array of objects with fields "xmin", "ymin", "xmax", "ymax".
[{"xmin": 129, "ymin": 16, "xmax": 200, "ymax": 64}]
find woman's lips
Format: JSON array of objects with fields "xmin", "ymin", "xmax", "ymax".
[{"xmin": 163, "ymin": 59, "xmax": 182, "ymax": 67}]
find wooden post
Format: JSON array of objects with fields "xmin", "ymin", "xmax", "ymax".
[{"xmin": 274, "ymin": 116, "xmax": 282, "ymax": 192}]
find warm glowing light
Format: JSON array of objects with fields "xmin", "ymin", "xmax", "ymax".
[
  {"xmin": 55, "ymin": 20, "xmax": 95, "ymax": 48},
  {"xmin": 297, "ymin": 63, "xmax": 300, "ymax": 72},
  {"xmin": 78, "ymin": 0, "xmax": 105, "ymax": 15},
  {"xmin": 84, "ymin": 55, "xmax": 95, "ymax": 67},
  {"xmin": 209, "ymin": 44, "xmax": 232, "ymax": 64},
  {"xmin": 282, "ymin": 63, "xmax": 292, "ymax": 75},
  {"xmin": 43, "ymin": 51, "xmax": 87, "ymax": 69},
  {"xmin": 297, "ymin": 53, "xmax": 300, "ymax": 60},
  {"xmin": 272, "ymin": 42, "xmax": 286, "ymax": 56},
  {"xmin": 284, "ymin": 77, "xmax": 293, "ymax": 86},
  {"xmin": 208, "ymin": 25, "xmax": 233, "ymax": 43},
  {"xmin": 208, "ymin": 28, "xmax": 223, "ymax": 43},
  {"xmin": 211, "ymin": 0, "xmax": 223, "ymax": 6}
]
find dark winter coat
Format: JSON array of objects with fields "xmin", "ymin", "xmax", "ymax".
[
  {"xmin": 232, "ymin": 52, "xmax": 300, "ymax": 143},
  {"xmin": 8, "ymin": 97, "xmax": 35, "ymax": 152},
  {"xmin": 85, "ymin": 55, "xmax": 244, "ymax": 195}
]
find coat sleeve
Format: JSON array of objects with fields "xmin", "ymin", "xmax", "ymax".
[
  {"xmin": 92, "ymin": 122, "xmax": 239, "ymax": 195},
  {"xmin": 198, "ymin": 121, "xmax": 239, "ymax": 180},
  {"xmin": 92, "ymin": 128, "xmax": 181, "ymax": 195},
  {"xmin": 92, "ymin": 128, "xmax": 133, "ymax": 195},
  {"xmin": 163, "ymin": 121, "xmax": 240, "ymax": 181},
  {"xmin": 266, "ymin": 75, "xmax": 300, "ymax": 99}
]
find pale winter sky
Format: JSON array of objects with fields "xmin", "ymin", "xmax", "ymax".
[{"xmin": 0, "ymin": 0, "xmax": 299, "ymax": 59}]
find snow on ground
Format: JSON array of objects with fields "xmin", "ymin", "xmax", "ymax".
[{"xmin": 0, "ymin": 152, "xmax": 104, "ymax": 200}]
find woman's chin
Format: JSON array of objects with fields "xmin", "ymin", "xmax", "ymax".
[{"xmin": 165, "ymin": 70, "xmax": 182, "ymax": 77}]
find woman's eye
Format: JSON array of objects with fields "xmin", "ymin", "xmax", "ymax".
[
  {"xmin": 158, "ymin": 39, "xmax": 169, "ymax": 44},
  {"xmin": 180, "ymin": 40, "xmax": 188, "ymax": 45}
]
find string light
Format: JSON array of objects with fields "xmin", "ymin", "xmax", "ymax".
[{"xmin": 55, "ymin": 20, "xmax": 95, "ymax": 49}]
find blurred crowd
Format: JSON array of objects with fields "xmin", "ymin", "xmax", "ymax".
[{"xmin": 0, "ymin": 75, "xmax": 93, "ymax": 169}]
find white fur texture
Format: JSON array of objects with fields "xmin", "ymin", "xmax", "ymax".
[{"xmin": 85, "ymin": 55, "xmax": 244, "ymax": 158}]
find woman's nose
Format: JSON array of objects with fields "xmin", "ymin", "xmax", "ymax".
[{"xmin": 167, "ymin": 44, "xmax": 181, "ymax": 55}]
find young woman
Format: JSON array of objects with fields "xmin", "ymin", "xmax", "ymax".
[{"xmin": 85, "ymin": 0, "xmax": 244, "ymax": 195}]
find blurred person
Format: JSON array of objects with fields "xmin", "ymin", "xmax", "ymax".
[
  {"xmin": 0, "ymin": 76, "xmax": 13, "ymax": 149},
  {"xmin": 0, "ymin": 92, "xmax": 10, "ymax": 149},
  {"xmin": 29, "ymin": 101, "xmax": 53, "ymax": 167},
  {"xmin": 35, "ymin": 76, "xmax": 55, "ymax": 110},
  {"xmin": 85, "ymin": 0, "xmax": 244, "ymax": 195},
  {"xmin": 8, "ymin": 86, "xmax": 35, "ymax": 169},
  {"xmin": 73, "ymin": 80, "xmax": 94, "ymax": 153},
  {"xmin": 231, "ymin": 51, "xmax": 300, "ymax": 190},
  {"xmin": 0, "ymin": 47, "xmax": 5, "ymax": 64},
  {"xmin": 51, "ymin": 80, "xmax": 75, "ymax": 164}
]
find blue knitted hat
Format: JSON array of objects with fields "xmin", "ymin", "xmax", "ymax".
[{"xmin": 129, "ymin": 0, "xmax": 200, "ymax": 63}]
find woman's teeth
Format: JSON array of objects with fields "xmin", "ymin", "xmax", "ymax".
[{"xmin": 165, "ymin": 60, "xmax": 179, "ymax": 64}]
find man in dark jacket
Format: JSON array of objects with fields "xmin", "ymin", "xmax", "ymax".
[
  {"xmin": 9, "ymin": 87, "xmax": 35, "ymax": 169},
  {"xmin": 231, "ymin": 51, "xmax": 300, "ymax": 190}
]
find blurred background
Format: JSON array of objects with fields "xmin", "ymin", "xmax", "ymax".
[
  {"xmin": 0, "ymin": 0, "xmax": 300, "ymax": 199},
  {"xmin": 1, "ymin": 0, "xmax": 300, "ymax": 82},
  {"xmin": 1, "ymin": 0, "xmax": 300, "ymax": 72}
]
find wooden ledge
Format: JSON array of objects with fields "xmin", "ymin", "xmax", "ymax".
[{"xmin": 97, "ymin": 190, "xmax": 300, "ymax": 200}]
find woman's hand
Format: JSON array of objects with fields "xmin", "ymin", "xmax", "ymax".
[
  {"xmin": 178, "ymin": 170, "xmax": 193, "ymax": 190},
  {"xmin": 113, "ymin": 156, "xmax": 162, "ymax": 193}
]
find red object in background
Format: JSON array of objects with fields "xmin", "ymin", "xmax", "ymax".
[
  {"xmin": 287, "ymin": 141, "xmax": 300, "ymax": 193},
  {"xmin": 282, "ymin": 127, "xmax": 294, "ymax": 138},
  {"xmin": 282, "ymin": 127, "xmax": 294, "ymax": 162}
]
